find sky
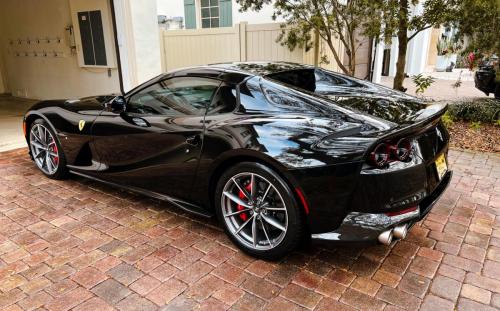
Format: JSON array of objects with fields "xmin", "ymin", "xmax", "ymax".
[
  {"xmin": 157, "ymin": 0, "xmax": 185, "ymax": 17},
  {"xmin": 155, "ymin": 0, "xmax": 281, "ymax": 24}
]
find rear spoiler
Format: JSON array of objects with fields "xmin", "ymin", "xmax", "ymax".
[{"xmin": 363, "ymin": 103, "xmax": 448, "ymax": 157}]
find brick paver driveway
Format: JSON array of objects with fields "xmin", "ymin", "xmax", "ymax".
[{"xmin": 0, "ymin": 148, "xmax": 499, "ymax": 311}]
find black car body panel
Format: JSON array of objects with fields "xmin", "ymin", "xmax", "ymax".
[
  {"xmin": 475, "ymin": 66, "xmax": 496, "ymax": 95},
  {"xmin": 474, "ymin": 58, "xmax": 499, "ymax": 98},
  {"xmin": 24, "ymin": 62, "xmax": 451, "ymax": 242}
]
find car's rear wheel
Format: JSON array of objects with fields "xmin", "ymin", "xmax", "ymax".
[
  {"xmin": 29, "ymin": 119, "xmax": 68, "ymax": 179},
  {"xmin": 215, "ymin": 162, "xmax": 303, "ymax": 260}
]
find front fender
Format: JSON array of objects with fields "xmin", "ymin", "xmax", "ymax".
[{"xmin": 24, "ymin": 103, "xmax": 101, "ymax": 165}]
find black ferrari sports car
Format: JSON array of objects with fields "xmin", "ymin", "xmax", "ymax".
[{"xmin": 23, "ymin": 62, "xmax": 451, "ymax": 259}]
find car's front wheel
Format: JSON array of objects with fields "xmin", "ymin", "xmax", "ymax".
[
  {"xmin": 215, "ymin": 162, "xmax": 303, "ymax": 260},
  {"xmin": 29, "ymin": 119, "xmax": 68, "ymax": 179}
]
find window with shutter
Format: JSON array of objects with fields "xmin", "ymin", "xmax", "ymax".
[
  {"xmin": 200, "ymin": 0, "xmax": 219, "ymax": 28},
  {"xmin": 184, "ymin": 0, "xmax": 196, "ymax": 29}
]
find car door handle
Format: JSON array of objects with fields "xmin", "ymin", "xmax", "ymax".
[
  {"xmin": 132, "ymin": 117, "xmax": 149, "ymax": 127},
  {"xmin": 186, "ymin": 135, "xmax": 201, "ymax": 146}
]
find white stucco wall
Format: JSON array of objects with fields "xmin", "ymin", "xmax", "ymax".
[
  {"xmin": 372, "ymin": 1, "xmax": 433, "ymax": 82},
  {"xmin": 0, "ymin": 53, "xmax": 6, "ymax": 93},
  {"xmin": 0, "ymin": 0, "xmax": 120, "ymax": 99},
  {"xmin": 404, "ymin": 1, "xmax": 430, "ymax": 75},
  {"xmin": 128, "ymin": 0, "xmax": 162, "ymax": 85},
  {"xmin": 114, "ymin": 0, "xmax": 162, "ymax": 91}
]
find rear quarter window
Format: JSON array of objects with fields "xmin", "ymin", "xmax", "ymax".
[
  {"xmin": 238, "ymin": 76, "xmax": 340, "ymax": 116},
  {"xmin": 266, "ymin": 68, "xmax": 364, "ymax": 93},
  {"xmin": 314, "ymin": 69, "xmax": 364, "ymax": 90}
]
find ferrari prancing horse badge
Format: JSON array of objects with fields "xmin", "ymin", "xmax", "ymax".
[{"xmin": 79, "ymin": 120, "xmax": 85, "ymax": 131}]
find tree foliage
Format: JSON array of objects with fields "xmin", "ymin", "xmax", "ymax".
[
  {"xmin": 236, "ymin": 0, "xmax": 498, "ymax": 92},
  {"xmin": 454, "ymin": 0, "xmax": 499, "ymax": 54},
  {"xmin": 236, "ymin": 0, "xmax": 380, "ymax": 76},
  {"xmin": 373, "ymin": 0, "xmax": 456, "ymax": 90},
  {"xmin": 412, "ymin": 73, "xmax": 435, "ymax": 95}
]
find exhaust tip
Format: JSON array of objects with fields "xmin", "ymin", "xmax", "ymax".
[
  {"xmin": 378, "ymin": 229, "xmax": 393, "ymax": 245},
  {"xmin": 393, "ymin": 224, "xmax": 408, "ymax": 239}
]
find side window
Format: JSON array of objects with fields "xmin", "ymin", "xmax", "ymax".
[
  {"xmin": 127, "ymin": 77, "xmax": 220, "ymax": 115},
  {"xmin": 207, "ymin": 84, "xmax": 238, "ymax": 115}
]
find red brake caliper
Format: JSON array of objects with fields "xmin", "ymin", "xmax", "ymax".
[
  {"xmin": 237, "ymin": 184, "xmax": 252, "ymax": 221},
  {"xmin": 52, "ymin": 144, "xmax": 59, "ymax": 164}
]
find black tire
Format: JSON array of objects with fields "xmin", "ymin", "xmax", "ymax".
[
  {"xmin": 28, "ymin": 119, "xmax": 69, "ymax": 180},
  {"xmin": 215, "ymin": 162, "xmax": 303, "ymax": 260},
  {"xmin": 494, "ymin": 83, "xmax": 500, "ymax": 99}
]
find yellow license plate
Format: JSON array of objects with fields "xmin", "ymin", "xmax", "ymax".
[{"xmin": 435, "ymin": 154, "xmax": 447, "ymax": 180}]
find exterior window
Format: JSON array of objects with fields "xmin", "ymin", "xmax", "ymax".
[
  {"xmin": 200, "ymin": 0, "xmax": 219, "ymax": 28},
  {"xmin": 208, "ymin": 84, "xmax": 238, "ymax": 114},
  {"xmin": 127, "ymin": 77, "xmax": 220, "ymax": 116}
]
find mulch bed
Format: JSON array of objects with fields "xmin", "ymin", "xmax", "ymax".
[{"xmin": 448, "ymin": 121, "xmax": 500, "ymax": 153}]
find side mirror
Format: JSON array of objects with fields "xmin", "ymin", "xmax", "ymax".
[{"xmin": 109, "ymin": 96, "xmax": 126, "ymax": 112}]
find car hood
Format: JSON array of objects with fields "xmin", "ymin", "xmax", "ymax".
[
  {"xmin": 63, "ymin": 95, "xmax": 117, "ymax": 113},
  {"xmin": 29, "ymin": 95, "xmax": 117, "ymax": 114}
]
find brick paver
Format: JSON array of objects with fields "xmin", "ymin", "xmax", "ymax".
[{"xmin": 0, "ymin": 148, "xmax": 499, "ymax": 310}]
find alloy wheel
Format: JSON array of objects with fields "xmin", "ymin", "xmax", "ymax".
[
  {"xmin": 221, "ymin": 172, "xmax": 288, "ymax": 251},
  {"xmin": 29, "ymin": 124, "xmax": 59, "ymax": 175}
]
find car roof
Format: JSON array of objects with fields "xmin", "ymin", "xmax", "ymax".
[
  {"xmin": 166, "ymin": 62, "xmax": 315, "ymax": 83},
  {"xmin": 123, "ymin": 62, "xmax": 316, "ymax": 97},
  {"xmin": 207, "ymin": 61, "xmax": 315, "ymax": 76}
]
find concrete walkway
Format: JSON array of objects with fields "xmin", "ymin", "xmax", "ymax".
[
  {"xmin": 0, "ymin": 95, "xmax": 36, "ymax": 152},
  {"xmin": 379, "ymin": 74, "xmax": 491, "ymax": 101}
]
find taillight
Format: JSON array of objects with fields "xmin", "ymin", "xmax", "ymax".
[
  {"xmin": 369, "ymin": 143, "xmax": 390, "ymax": 168},
  {"xmin": 368, "ymin": 138, "xmax": 414, "ymax": 168},
  {"xmin": 385, "ymin": 206, "xmax": 418, "ymax": 217},
  {"xmin": 391, "ymin": 138, "xmax": 412, "ymax": 161}
]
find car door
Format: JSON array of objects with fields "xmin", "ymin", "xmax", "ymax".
[{"xmin": 91, "ymin": 76, "xmax": 221, "ymax": 201}]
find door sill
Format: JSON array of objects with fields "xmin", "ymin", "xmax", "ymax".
[{"xmin": 69, "ymin": 170, "xmax": 213, "ymax": 218}]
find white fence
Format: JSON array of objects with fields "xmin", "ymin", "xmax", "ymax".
[{"xmin": 160, "ymin": 22, "xmax": 344, "ymax": 73}]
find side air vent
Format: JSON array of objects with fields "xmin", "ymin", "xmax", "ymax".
[{"xmin": 74, "ymin": 142, "xmax": 93, "ymax": 166}]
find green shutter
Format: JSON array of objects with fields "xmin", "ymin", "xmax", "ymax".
[
  {"xmin": 184, "ymin": 0, "xmax": 196, "ymax": 29},
  {"xmin": 219, "ymin": 0, "xmax": 232, "ymax": 27}
]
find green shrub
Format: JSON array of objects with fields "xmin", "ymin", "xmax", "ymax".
[
  {"xmin": 470, "ymin": 121, "xmax": 481, "ymax": 130},
  {"xmin": 447, "ymin": 98, "xmax": 500, "ymax": 124},
  {"xmin": 441, "ymin": 111, "xmax": 454, "ymax": 128}
]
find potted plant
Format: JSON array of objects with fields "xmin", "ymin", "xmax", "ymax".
[
  {"xmin": 446, "ymin": 40, "xmax": 462, "ymax": 71},
  {"xmin": 436, "ymin": 38, "xmax": 449, "ymax": 71}
]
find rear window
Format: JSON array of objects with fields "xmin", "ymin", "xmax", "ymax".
[
  {"xmin": 266, "ymin": 68, "xmax": 363, "ymax": 93},
  {"xmin": 266, "ymin": 69, "xmax": 317, "ymax": 92},
  {"xmin": 238, "ymin": 76, "xmax": 340, "ymax": 116}
]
